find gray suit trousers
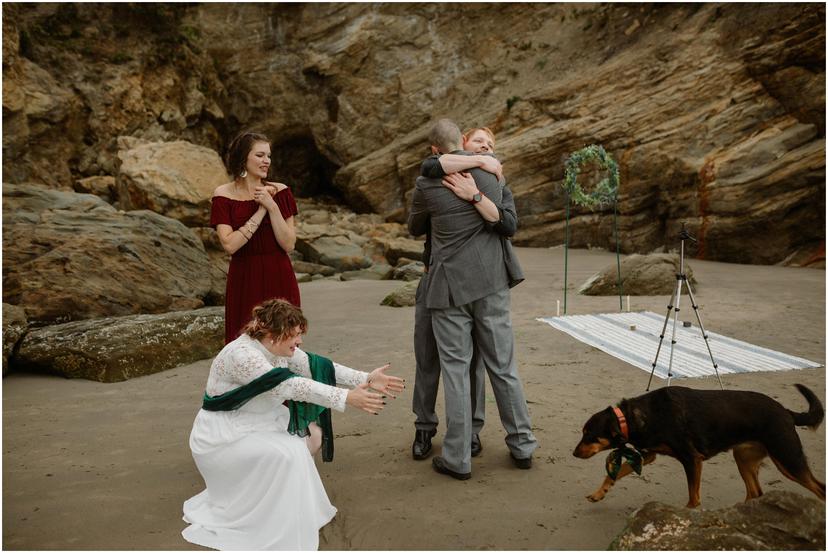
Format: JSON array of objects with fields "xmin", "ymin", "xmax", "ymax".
[
  {"xmin": 431, "ymin": 287, "xmax": 537, "ymax": 473},
  {"xmin": 413, "ymin": 273, "xmax": 486, "ymax": 433}
]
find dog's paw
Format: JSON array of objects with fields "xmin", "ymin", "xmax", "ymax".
[{"xmin": 586, "ymin": 491, "xmax": 606, "ymax": 502}]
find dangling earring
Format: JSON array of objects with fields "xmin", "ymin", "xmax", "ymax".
[{"xmin": 239, "ymin": 169, "xmax": 247, "ymax": 178}]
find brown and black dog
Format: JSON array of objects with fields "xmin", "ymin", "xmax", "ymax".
[{"xmin": 573, "ymin": 384, "xmax": 825, "ymax": 507}]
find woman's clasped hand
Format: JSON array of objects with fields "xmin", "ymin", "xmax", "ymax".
[{"xmin": 253, "ymin": 185, "xmax": 278, "ymax": 209}]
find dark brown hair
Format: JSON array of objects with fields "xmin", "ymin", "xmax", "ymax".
[
  {"xmin": 225, "ymin": 130, "xmax": 271, "ymax": 179},
  {"xmin": 244, "ymin": 299, "xmax": 308, "ymax": 341}
]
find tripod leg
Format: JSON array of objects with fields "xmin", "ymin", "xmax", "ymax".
[
  {"xmin": 685, "ymin": 280, "xmax": 724, "ymax": 390},
  {"xmin": 666, "ymin": 277, "xmax": 684, "ymax": 387},
  {"xmin": 647, "ymin": 277, "xmax": 680, "ymax": 391}
]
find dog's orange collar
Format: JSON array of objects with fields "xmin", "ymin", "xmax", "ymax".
[{"xmin": 613, "ymin": 406, "xmax": 629, "ymax": 441}]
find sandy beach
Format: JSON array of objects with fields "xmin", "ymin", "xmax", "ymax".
[{"xmin": 3, "ymin": 247, "xmax": 825, "ymax": 550}]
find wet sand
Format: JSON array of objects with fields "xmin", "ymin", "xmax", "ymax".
[{"xmin": 3, "ymin": 247, "xmax": 825, "ymax": 550}]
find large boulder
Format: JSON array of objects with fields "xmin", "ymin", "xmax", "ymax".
[
  {"xmin": 392, "ymin": 260, "xmax": 425, "ymax": 281},
  {"xmin": 380, "ymin": 280, "xmax": 419, "ymax": 307},
  {"xmin": 116, "ymin": 138, "xmax": 229, "ymax": 226},
  {"xmin": 372, "ymin": 236, "xmax": 425, "ymax": 266},
  {"xmin": 610, "ymin": 491, "xmax": 825, "ymax": 550},
  {"xmin": 14, "ymin": 307, "xmax": 224, "ymax": 382},
  {"xmin": 2, "ymin": 303, "xmax": 28, "ymax": 376},
  {"xmin": 2, "ymin": 184, "xmax": 213, "ymax": 325},
  {"xmin": 203, "ymin": 257, "xmax": 228, "ymax": 306},
  {"xmin": 192, "ymin": 226, "xmax": 229, "ymax": 305},
  {"xmin": 580, "ymin": 253, "xmax": 697, "ymax": 296},
  {"xmin": 295, "ymin": 234, "xmax": 372, "ymax": 272}
]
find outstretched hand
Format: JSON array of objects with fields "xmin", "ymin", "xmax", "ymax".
[
  {"xmin": 367, "ymin": 364, "xmax": 405, "ymax": 398},
  {"xmin": 346, "ymin": 383, "xmax": 386, "ymax": 415},
  {"xmin": 442, "ymin": 172, "xmax": 479, "ymax": 202}
]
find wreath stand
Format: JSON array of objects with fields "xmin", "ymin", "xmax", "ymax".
[{"xmin": 562, "ymin": 145, "xmax": 624, "ymax": 315}]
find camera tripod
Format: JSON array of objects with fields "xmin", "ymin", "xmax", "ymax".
[{"xmin": 646, "ymin": 223, "xmax": 724, "ymax": 391}]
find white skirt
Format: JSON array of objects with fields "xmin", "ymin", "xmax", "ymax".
[{"xmin": 182, "ymin": 399, "xmax": 337, "ymax": 550}]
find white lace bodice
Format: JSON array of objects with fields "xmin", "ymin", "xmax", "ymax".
[{"xmin": 205, "ymin": 334, "xmax": 368, "ymax": 412}]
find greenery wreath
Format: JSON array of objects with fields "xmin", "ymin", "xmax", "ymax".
[{"xmin": 563, "ymin": 144, "xmax": 620, "ymax": 209}]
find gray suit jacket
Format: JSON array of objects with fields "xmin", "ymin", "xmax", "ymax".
[
  {"xmin": 419, "ymin": 152, "xmax": 524, "ymax": 290},
  {"xmin": 408, "ymin": 167, "xmax": 509, "ymax": 309}
]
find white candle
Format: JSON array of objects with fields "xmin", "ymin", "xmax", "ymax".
[
  {"xmin": 626, "ymin": 295, "xmax": 630, "ymax": 312},
  {"xmin": 556, "ymin": 300, "xmax": 560, "ymax": 317}
]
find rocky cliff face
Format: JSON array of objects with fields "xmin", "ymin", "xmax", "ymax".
[
  {"xmin": 3, "ymin": 3, "xmax": 824, "ymax": 266},
  {"xmin": 3, "ymin": 4, "xmax": 226, "ymax": 186}
]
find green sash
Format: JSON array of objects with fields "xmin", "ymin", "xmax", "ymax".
[{"xmin": 202, "ymin": 352, "xmax": 336, "ymax": 462}]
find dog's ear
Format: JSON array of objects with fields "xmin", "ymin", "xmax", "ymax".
[{"xmin": 604, "ymin": 406, "xmax": 621, "ymax": 438}]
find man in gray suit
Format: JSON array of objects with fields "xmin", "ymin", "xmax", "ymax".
[
  {"xmin": 408, "ymin": 119, "xmax": 537, "ymax": 479},
  {"xmin": 411, "ymin": 127, "xmax": 522, "ymax": 461}
]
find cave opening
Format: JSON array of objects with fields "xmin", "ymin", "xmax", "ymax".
[{"xmin": 269, "ymin": 136, "xmax": 343, "ymax": 203}]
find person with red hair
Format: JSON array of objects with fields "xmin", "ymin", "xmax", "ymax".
[
  {"xmin": 410, "ymin": 123, "xmax": 529, "ymax": 472},
  {"xmin": 183, "ymin": 299, "xmax": 405, "ymax": 550}
]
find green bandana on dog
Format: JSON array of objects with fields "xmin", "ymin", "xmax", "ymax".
[{"xmin": 605, "ymin": 445, "xmax": 644, "ymax": 480}]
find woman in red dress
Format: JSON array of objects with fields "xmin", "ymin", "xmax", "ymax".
[{"xmin": 211, "ymin": 131, "xmax": 301, "ymax": 343}]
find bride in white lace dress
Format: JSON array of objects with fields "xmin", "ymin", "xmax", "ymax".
[{"xmin": 182, "ymin": 299, "xmax": 405, "ymax": 551}]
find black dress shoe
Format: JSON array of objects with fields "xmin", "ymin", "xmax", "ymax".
[
  {"xmin": 432, "ymin": 456, "xmax": 471, "ymax": 480},
  {"xmin": 412, "ymin": 429, "xmax": 437, "ymax": 460},
  {"xmin": 510, "ymin": 452, "xmax": 532, "ymax": 469},
  {"xmin": 471, "ymin": 433, "xmax": 483, "ymax": 457}
]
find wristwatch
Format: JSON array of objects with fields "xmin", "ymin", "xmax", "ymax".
[{"xmin": 471, "ymin": 192, "xmax": 483, "ymax": 204}]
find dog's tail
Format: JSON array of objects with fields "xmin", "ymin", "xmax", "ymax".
[{"xmin": 788, "ymin": 384, "xmax": 824, "ymax": 430}]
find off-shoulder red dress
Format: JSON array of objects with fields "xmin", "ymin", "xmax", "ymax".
[{"xmin": 210, "ymin": 189, "xmax": 300, "ymax": 344}]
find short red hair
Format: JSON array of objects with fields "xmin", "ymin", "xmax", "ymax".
[{"xmin": 463, "ymin": 127, "xmax": 496, "ymax": 146}]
